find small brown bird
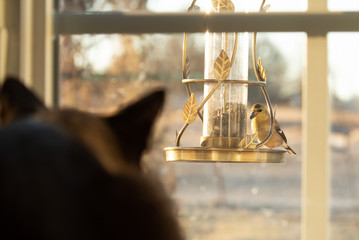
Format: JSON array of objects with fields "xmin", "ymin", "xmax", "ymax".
[{"xmin": 250, "ymin": 103, "xmax": 296, "ymax": 155}]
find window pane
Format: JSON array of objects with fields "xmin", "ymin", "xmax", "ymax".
[
  {"xmin": 329, "ymin": 32, "xmax": 359, "ymax": 240},
  {"xmin": 58, "ymin": 0, "xmax": 307, "ymax": 12},
  {"xmin": 58, "ymin": 32, "xmax": 304, "ymax": 239},
  {"xmin": 328, "ymin": 0, "xmax": 359, "ymax": 11}
]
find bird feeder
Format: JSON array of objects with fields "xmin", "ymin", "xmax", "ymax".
[{"xmin": 164, "ymin": 0, "xmax": 286, "ymax": 163}]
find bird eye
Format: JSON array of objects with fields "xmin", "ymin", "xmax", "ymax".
[{"xmin": 258, "ymin": 109, "xmax": 262, "ymax": 112}]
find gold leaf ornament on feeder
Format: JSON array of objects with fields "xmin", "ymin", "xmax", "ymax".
[
  {"xmin": 239, "ymin": 133, "xmax": 258, "ymax": 149},
  {"xmin": 257, "ymin": 57, "xmax": 267, "ymax": 82},
  {"xmin": 212, "ymin": 0, "xmax": 235, "ymax": 12},
  {"xmin": 164, "ymin": 0, "xmax": 287, "ymax": 163},
  {"xmin": 183, "ymin": 93, "xmax": 198, "ymax": 124},
  {"xmin": 213, "ymin": 50, "xmax": 232, "ymax": 81},
  {"xmin": 183, "ymin": 57, "xmax": 191, "ymax": 79}
]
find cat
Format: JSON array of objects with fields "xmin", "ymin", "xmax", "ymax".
[{"xmin": 0, "ymin": 77, "xmax": 183, "ymax": 240}]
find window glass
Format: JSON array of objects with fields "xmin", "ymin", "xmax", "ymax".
[
  {"xmin": 328, "ymin": 0, "xmax": 359, "ymax": 11},
  {"xmin": 329, "ymin": 32, "xmax": 359, "ymax": 239},
  {"xmin": 58, "ymin": 31, "xmax": 304, "ymax": 239}
]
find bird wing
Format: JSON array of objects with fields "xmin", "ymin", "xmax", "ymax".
[{"xmin": 274, "ymin": 120, "xmax": 288, "ymax": 144}]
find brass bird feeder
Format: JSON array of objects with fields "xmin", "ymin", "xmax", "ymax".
[{"xmin": 164, "ymin": 0, "xmax": 286, "ymax": 163}]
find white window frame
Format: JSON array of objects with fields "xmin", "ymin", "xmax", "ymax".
[
  {"xmin": 0, "ymin": 0, "xmax": 7, "ymax": 81},
  {"xmin": 1, "ymin": 0, "xmax": 54, "ymax": 105},
  {"xmin": 3, "ymin": 0, "xmax": 359, "ymax": 239}
]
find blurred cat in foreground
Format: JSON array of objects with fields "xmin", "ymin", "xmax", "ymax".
[{"xmin": 0, "ymin": 77, "xmax": 183, "ymax": 240}]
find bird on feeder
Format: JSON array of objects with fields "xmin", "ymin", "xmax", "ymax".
[{"xmin": 250, "ymin": 103, "xmax": 296, "ymax": 155}]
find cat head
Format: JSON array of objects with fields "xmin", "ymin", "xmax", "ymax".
[
  {"xmin": 0, "ymin": 77, "xmax": 183, "ymax": 240},
  {"xmin": 0, "ymin": 76, "xmax": 165, "ymax": 171}
]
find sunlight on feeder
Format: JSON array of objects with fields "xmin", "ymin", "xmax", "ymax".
[
  {"xmin": 202, "ymin": 29, "xmax": 248, "ymax": 148},
  {"xmin": 164, "ymin": 0, "xmax": 286, "ymax": 163}
]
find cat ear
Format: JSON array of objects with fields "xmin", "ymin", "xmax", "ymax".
[
  {"xmin": 0, "ymin": 76, "xmax": 46, "ymax": 125},
  {"xmin": 105, "ymin": 90, "xmax": 165, "ymax": 167}
]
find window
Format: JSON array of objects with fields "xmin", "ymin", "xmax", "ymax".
[
  {"xmin": 56, "ymin": 1, "xmax": 306, "ymax": 237},
  {"xmin": 328, "ymin": 0, "xmax": 359, "ymax": 11},
  {"xmin": 2, "ymin": 0, "xmax": 359, "ymax": 239},
  {"xmin": 57, "ymin": 31, "xmax": 304, "ymax": 239},
  {"xmin": 329, "ymin": 32, "xmax": 359, "ymax": 239},
  {"xmin": 54, "ymin": 1, "xmax": 359, "ymax": 239}
]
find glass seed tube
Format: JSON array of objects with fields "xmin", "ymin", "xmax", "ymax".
[{"xmin": 202, "ymin": 0, "xmax": 248, "ymax": 148}]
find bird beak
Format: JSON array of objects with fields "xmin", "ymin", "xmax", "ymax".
[{"xmin": 250, "ymin": 111, "xmax": 257, "ymax": 119}]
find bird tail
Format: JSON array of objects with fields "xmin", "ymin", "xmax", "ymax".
[{"xmin": 285, "ymin": 145, "xmax": 296, "ymax": 155}]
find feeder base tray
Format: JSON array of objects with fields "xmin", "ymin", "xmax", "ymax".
[{"xmin": 164, "ymin": 147, "xmax": 286, "ymax": 163}]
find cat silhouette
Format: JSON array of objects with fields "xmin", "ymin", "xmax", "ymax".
[{"xmin": 0, "ymin": 77, "xmax": 183, "ymax": 240}]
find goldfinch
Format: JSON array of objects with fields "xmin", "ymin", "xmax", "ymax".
[{"xmin": 250, "ymin": 103, "xmax": 296, "ymax": 155}]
